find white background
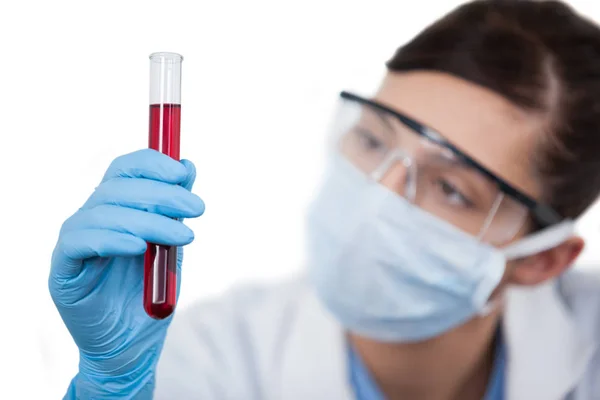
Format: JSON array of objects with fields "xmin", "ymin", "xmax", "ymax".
[{"xmin": 1, "ymin": 0, "xmax": 600, "ymax": 397}]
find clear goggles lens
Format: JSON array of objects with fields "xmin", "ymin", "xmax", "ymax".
[{"xmin": 330, "ymin": 95, "xmax": 529, "ymax": 245}]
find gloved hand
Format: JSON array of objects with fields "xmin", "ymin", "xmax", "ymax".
[{"xmin": 49, "ymin": 149, "xmax": 205, "ymax": 399}]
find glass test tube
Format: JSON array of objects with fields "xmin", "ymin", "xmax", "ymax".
[{"xmin": 144, "ymin": 52, "xmax": 183, "ymax": 319}]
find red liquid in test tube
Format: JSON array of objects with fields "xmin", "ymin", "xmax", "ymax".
[{"xmin": 143, "ymin": 52, "xmax": 183, "ymax": 319}]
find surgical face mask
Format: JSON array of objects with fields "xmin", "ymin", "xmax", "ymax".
[{"xmin": 306, "ymin": 156, "xmax": 575, "ymax": 342}]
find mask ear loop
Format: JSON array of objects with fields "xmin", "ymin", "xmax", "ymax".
[
  {"xmin": 476, "ymin": 219, "xmax": 576, "ymax": 317},
  {"xmin": 502, "ymin": 220, "xmax": 576, "ymax": 260}
]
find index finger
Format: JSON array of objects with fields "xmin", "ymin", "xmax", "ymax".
[{"xmin": 102, "ymin": 149, "xmax": 188, "ymax": 184}]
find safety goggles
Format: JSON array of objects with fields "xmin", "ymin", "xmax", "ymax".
[{"xmin": 330, "ymin": 91, "xmax": 563, "ymax": 245}]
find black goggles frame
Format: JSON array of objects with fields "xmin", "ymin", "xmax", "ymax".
[{"xmin": 340, "ymin": 91, "xmax": 562, "ymax": 228}]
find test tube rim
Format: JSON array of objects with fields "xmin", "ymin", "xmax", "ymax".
[{"xmin": 149, "ymin": 52, "xmax": 184, "ymax": 62}]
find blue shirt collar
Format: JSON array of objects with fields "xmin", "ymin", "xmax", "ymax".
[{"xmin": 348, "ymin": 332, "xmax": 506, "ymax": 400}]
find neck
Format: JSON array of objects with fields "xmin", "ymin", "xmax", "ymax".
[{"xmin": 349, "ymin": 310, "xmax": 501, "ymax": 400}]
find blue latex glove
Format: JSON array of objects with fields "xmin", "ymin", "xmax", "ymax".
[{"xmin": 49, "ymin": 149, "xmax": 205, "ymax": 399}]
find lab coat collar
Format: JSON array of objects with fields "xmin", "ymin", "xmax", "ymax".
[
  {"xmin": 503, "ymin": 279, "xmax": 597, "ymax": 400},
  {"xmin": 279, "ymin": 287, "xmax": 354, "ymax": 400},
  {"xmin": 280, "ymin": 278, "xmax": 596, "ymax": 400}
]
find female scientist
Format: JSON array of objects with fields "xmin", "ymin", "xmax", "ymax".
[{"xmin": 50, "ymin": 1, "xmax": 600, "ymax": 399}]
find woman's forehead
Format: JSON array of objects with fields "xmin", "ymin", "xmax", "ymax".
[{"xmin": 373, "ymin": 71, "xmax": 544, "ymax": 199}]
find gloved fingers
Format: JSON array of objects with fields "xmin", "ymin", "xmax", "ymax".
[
  {"xmin": 81, "ymin": 178, "xmax": 205, "ymax": 219},
  {"xmin": 101, "ymin": 149, "xmax": 188, "ymax": 185},
  {"xmin": 51, "ymin": 229, "xmax": 147, "ymax": 281},
  {"xmin": 61, "ymin": 205, "xmax": 195, "ymax": 246},
  {"xmin": 179, "ymin": 159, "xmax": 196, "ymax": 192}
]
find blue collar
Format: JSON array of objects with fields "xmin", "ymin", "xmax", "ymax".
[{"xmin": 348, "ymin": 333, "xmax": 506, "ymax": 400}]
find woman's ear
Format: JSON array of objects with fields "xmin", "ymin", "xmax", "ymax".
[{"xmin": 506, "ymin": 236, "xmax": 585, "ymax": 286}]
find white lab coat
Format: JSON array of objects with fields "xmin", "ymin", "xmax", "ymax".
[{"xmin": 155, "ymin": 269, "xmax": 600, "ymax": 400}]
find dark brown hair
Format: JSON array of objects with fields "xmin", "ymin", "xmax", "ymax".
[{"xmin": 386, "ymin": 0, "xmax": 600, "ymax": 220}]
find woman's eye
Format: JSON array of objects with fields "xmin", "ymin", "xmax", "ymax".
[
  {"xmin": 355, "ymin": 128, "xmax": 385, "ymax": 151},
  {"xmin": 436, "ymin": 179, "xmax": 474, "ymax": 208}
]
